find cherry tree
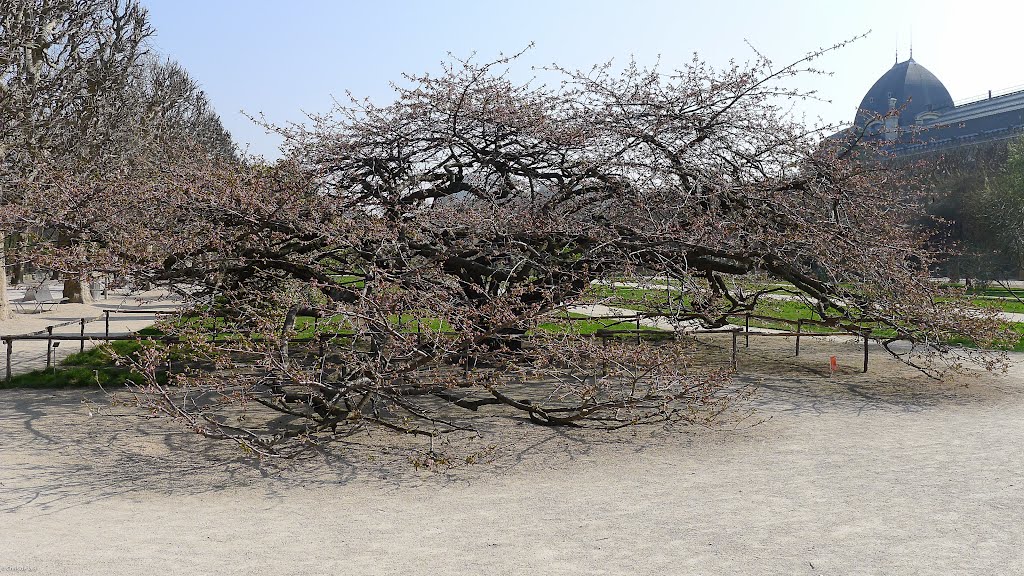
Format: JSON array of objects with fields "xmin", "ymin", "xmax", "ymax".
[{"xmin": 17, "ymin": 44, "xmax": 1010, "ymax": 455}]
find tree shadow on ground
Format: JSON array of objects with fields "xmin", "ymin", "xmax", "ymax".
[
  {"xmin": 1, "ymin": 336, "xmax": 1019, "ymax": 515},
  {"xmin": 0, "ymin": 388, "xmax": 425, "ymax": 514},
  {"xmin": 692, "ymin": 333, "xmax": 1020, "ymax": 416}
]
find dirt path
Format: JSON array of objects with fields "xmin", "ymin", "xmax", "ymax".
[{"xmin": 1, "ymin": 338, "xmax": 1022, "ymax": 575}]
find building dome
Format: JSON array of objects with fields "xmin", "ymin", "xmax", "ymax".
[{"xmin": 856, "ymin": 58, "xmax": 954, "ymax": 128}]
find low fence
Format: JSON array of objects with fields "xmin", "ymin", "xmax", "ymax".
[
  {"xmin": 585, "ymin": 311, "xmax": 871, "ymax": 372},
  {"xmin": 2, "ymin": 309, "xmax": 178, "ymax": 382},
  {"xmin": 3, "ymin": 308, "xmax": 874, "ymax": 383},
  {"xmin": 593, "ymin": 327, "xmax": 869, "ymax": 372}
]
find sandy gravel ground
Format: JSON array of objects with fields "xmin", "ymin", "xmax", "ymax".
[{"xmin": 1, "ymin": 337, "xmax": 1023, "ymax": 575}]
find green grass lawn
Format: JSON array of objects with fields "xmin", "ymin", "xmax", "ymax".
[
  {"xmin": 1010, "ymin": 324, "xmax": 1024, "ymax": 352},
  {"xmin": 582, "ymin": 284, "xmax": 681, "ymax": 311},
  {"xmin": 537, "ymin": 311, "xmax": 665, "ymax": 336},
  {"xmin": 0, "ymin": 335, "xmax": 151, "ymax": 389},
  {"xmin": 292, "ymin": 313, "xmax": 450, "ymax": 338},
  {"xmin": 970, "ymin": 297, "xmax": 1024, "ymax": 314},
  {"xmin": 961, "ymin": 285, "xmax": 1024, "ymax": 298},
  {"xmin": 744, "ymin": 298, "xmax": 839, "ymax": 333}
]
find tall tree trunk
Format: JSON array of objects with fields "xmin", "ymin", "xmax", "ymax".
[
  {"xmin": 10, "ymin": 232, "xmax": 23, "ymax": 285},
  {"xmin": 0, "ymin": 233, "xmax": 11, "ymax": 320},
  {"xmin": 63, "ymin": 274, "xmax": 95, "ymax": 304}
]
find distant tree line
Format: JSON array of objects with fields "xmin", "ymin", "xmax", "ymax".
[
  {"xmin": 907, "ymin": 137, "xmax": 1024, "ymax": 283},
  {"xmin": 0, "ymin": 0, "xmax": 236, "ymax": 315}
]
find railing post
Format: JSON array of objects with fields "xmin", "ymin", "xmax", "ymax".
[
  {"xmin": 744, "ymin": 313, "xmax": 750, "ymax": 348},
  {"xmin": 601, "ymin": 333, "xmax": 608, "ymax": 376},
  {"xmin": 795, "ymin": 319, "xmax": 802, "ymax": 356},
  {"xmin": 104, "ymin": 310, "xmax": 110, "ymax": 343},
  {"xmin": 863, "ymin": 332, "xmax": 870, "ymax": 373},
  {"xmin": 5, "ymin": 337, "xmax": 11, "ymax": 383},
  {"xmin": 80, "ymin": 318, "xmax": 86, "ymax": 353},
  {"xmin": 731, "ymin": 330, "xmax": 738, "ymax": 370},
  {"xmin": 46, "ymin": 326, "xmax": 53, "ymax": 369}
]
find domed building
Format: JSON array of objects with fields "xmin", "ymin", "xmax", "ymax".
[{"xmin": 849, "ymin": 56, "xmax": 1024, "ymax": 154}]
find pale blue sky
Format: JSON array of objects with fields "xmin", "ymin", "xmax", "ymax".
[{"xmin": 143, "ymin": 0, "xmax": 1024, "ymax": 159}]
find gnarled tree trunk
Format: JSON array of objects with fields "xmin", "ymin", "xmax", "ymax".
[{"xmin": 62, "ymin": 275, "xmax": 94, "ymax": 304}]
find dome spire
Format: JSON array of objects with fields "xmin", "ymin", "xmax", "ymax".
[{"xmin": 855, "ymin": 57, "xmax": 954, "ymax": 128}]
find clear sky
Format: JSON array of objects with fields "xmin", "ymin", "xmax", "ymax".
[{"xmin": 142, "ymin": 0, "xmax": 1024, "ymax": 159}]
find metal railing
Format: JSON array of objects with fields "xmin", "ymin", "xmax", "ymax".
[
  {"xmin": 590, "ymin": 311, "xmax": 871, "ymax": 372},
  {"xmin": 3, "ymin": 309, "xmax": 875, "ymax": 384},
  {"xmin": 2, "ymin": 309, "xmax": 178, "ymax": 382}
]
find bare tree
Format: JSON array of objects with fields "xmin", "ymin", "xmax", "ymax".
[
  {"xmin": 15, "ymin": 44, "xmax": 1004, "ymax": 457},
  {"xmin": 0, "ymin": 1, "xmax": 236, "ymax": 313},
  {"xmin": 0, "ymin": 0, "xmax": 152, "ymax": 313},
  {"xmin": 129, "ymin": 56, "xmax": 237, "ymax": 162}
]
